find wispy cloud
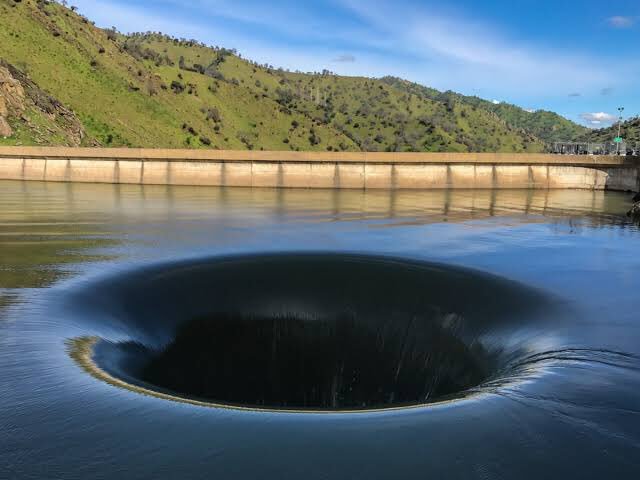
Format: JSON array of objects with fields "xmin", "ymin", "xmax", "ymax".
[
  {"xmin": 568, "ymin": 93, "xmax": 581, "ymax": 97},
  {"xmin": 601, "ymin": 87, "xmax": 614, "ymax": 96},
  {"xmin": 339, "ymin": 0, "xmax": 619, "ymax": 96},
  {"xmin": 70, "ymin": 0, "xmax": 637, "ymax": 113},
  {"xmin": 580, "ymin": 112, "xmax": 617, "ymax": 125},
  {"xmin": 333, "ymin": 54, "xmax": 357, "ymax": 63},
  {"xmin": 607, "ymin": 16, "xmax": 636, "ymax": 28}
]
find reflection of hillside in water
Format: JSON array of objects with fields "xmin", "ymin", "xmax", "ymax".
[
  {"xmin": 0, "ymin": 180, "xmax": 634, "ymax": 296},
  {"xmin": 0, "ymin": 182, "xmax": 119, "ymax": 299}
]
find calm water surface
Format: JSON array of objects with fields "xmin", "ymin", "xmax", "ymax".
[{"xmin": 1, "ymin": 180, "xmax": 639, "ymax": 479}]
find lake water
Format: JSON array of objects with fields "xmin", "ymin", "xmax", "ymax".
[{"xmin": 2, "ymin": 180, "xmax": 639, "ymax": 479}]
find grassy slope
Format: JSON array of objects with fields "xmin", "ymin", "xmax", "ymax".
[
  {"xmin": 577, "ymin": 117, "xmax": 640, "ymax": 146},
  {"xmin": 0, "ymin": 98, "xmax": 76, "ymax": 147},
  {"xmin": 132, "ymin": 34, "xmax": 546, "ymax": 152},
  {"xmin": 0, "ymin": 0, "xmax": 562, "ymax": 152},
  {"xmin": 0, "ymin": 0, "xmax": 350, "ymax": 150},
  {"xmin": 0, "ymin": 58, "xmax": 86, "ymax": 146},
  {"xmin": 1, "ymin": 0, "xmax": 175, "ymax": 146},
  {"xmin": 380, "ymin": 77, "xmax": 589, "ymax": 144}
]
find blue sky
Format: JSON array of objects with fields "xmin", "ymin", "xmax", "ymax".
[{"xmin": 71, "ymin": 0, "xmax": 640, "ymax": 128}]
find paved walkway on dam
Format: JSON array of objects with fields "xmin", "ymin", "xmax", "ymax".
[{"xmin": 0, "ymin": 147, "xmax": 638, "ymax": 191}]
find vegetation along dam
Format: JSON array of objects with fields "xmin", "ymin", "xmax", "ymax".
[{"xmin": 1, "ymin": 147, "xmax": 638, "ymax": 191}]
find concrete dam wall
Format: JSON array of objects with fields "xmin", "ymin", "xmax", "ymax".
[{"xmin": 0, "ymin": 147, "xmax": 638, "ymax": 191}]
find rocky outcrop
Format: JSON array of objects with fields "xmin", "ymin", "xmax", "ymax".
[
  {"xmin": 0, "ymin": 115, "xmax": 11, "ymax": 138},
  {"xmin": 633, "ymin": 192, "xmax": 640, "ymax": 203},
  {"xmin": 0, "ymin": 62, "xmax": 27, "ymax": 138},
  {"xmin": 0, "ymin": 63, "xmax": 23, "ymax": 137},
  {"xmin": 0, "ymin": 59, "xmax": 86, "ymax": 145}
]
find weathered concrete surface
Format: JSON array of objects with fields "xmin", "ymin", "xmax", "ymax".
[{"xmin": 0, "ymin": 147, "xmax": 638, "ymax": 191}]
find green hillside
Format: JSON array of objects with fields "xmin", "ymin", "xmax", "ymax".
[
  {"xmin": 0, "ymin": 58, "xmax": 86, "ymax": 146},
  {"xmin": 380, "ymin": 77, "xmax": 589, "ymax": 143},
  {"xmin": 578, "ymin": 117, "xmax": 640, "ymax": 147},
  {"xmin": 0, "ymin": 0, "xmax": 585, "ymax": 152}
]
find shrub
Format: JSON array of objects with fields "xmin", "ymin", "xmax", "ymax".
[
  {"xmin": 237, "ymin": 131, "xmax": 254, "ymax": 150},
  {"xmin": 308, "ymin": 129, "xmax": 321, "ymax": 146},
  {"xmin": 205, "ymin": 67, "xmax": 224, "ymax": 81},
  {"xmin": 202, "ymin": 107, "xmax": 222, "ymax": 123},
  {"xmin": 105, "ymin": 27, "xmax": 117, "ymax": 41},
  {"xmin": 276, "ymin": 88, "xmax": 295, "ymax": 106},
  {"xmin": 170, "ymin": 81, "xmax": 185, "ymax": 94}
]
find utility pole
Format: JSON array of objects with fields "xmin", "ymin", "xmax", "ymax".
[{"xmin": 616, "ymin": 107, "xmax": 624, "ymax": 155}]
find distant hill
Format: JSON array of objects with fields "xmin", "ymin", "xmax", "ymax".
[
  {"xmin": 380, "ymin": 77, "xmax": 590, "ymax": 144},
  {"xmin": 577, "ymin": 117, "xmax": 640, "ymax": 147},
  {"xmin": 0, "ymin": 0, "xmax": 586, "ymax": 152}
]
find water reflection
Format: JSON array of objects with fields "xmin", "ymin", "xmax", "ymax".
[
  {"xmin": 1, "ymin": 180, "xmax": 640, "ymax": 479},
  {"xmin": 0, "ymin": 180, "xmax": 634, "ymax": 227},
  {"xmin": 0, "ymin": 179, "xmax": 635, "ymax": 298}
]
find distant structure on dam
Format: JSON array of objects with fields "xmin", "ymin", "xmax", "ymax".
[
  {"xmin": 0, "ymin": 147, "xmax": 638, "ymax": 192},
  {"xmin": 552, "ymin": 141, "xmax": 640, "ymax": 157}
]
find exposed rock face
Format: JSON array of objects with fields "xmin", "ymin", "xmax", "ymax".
[
  {"xmin": 633, "ymin": 192, "xmax": 640, "ymax": 203},
  {"xmin": 0, "ymin": 63, "xmax": 25, "ymax": 137},
  {"xmin": 0, "ymin": 116, "xmax": 12, "ymax": 138},
  {"xmin": 0, "ymin": 60, "xmax": 86, "ymax": 145}
]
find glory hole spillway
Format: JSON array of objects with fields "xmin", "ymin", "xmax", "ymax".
[
  {"xmin": 68, "ymin": 254, "xmax": 558, "ymax": 411},
  {"xmin": 1, "ymin": 156, "xmax": 640, "ymax": 479}
]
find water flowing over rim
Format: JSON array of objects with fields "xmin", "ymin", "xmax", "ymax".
[{"xmin": 64, "ymin": 252, "xmax": 565, "ymax": 414}]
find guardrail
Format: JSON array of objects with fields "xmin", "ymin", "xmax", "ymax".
[{"xmin": 552, "ymin": 142, "xmax": 640, "ymax": 156}]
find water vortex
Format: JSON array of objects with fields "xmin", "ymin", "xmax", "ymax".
[{"xmin": 69, "ymin": 253, "xmax": 557, "ymax": 412}]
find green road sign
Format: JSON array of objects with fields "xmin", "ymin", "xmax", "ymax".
[{"xmin": 614, "ymin": 137, "xmax": 623, "ymax": 143}]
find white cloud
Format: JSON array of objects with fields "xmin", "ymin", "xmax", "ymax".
[
  {"xmin": 580, "ymin": 112, "xmax": 617, "ymax": 125},
  {"xmin": 607, "ymin": 16, "xmax": 636, "ymax": 28}
]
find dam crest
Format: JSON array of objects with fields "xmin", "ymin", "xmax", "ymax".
[{"xmin": 0, "ymin": 147, "xmax": 638, "ymax": 191}]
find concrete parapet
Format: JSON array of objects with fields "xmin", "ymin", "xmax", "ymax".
[{"xmin": 0, "ymin": 148, "xmax": 638, "ymax": 191}]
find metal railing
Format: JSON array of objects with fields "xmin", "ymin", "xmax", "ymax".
[{"xmin": 552, "ymin": 142, "xmax": 640, "ymax": 156}]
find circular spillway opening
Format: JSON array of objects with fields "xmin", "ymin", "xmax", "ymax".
[
  {"xmin": 139, "ymin": 312, "xmax": 489, "ymax": 409},
  {"xmin": 69, "ymin": 253, "xmax": 552, "ymax": 412}
]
